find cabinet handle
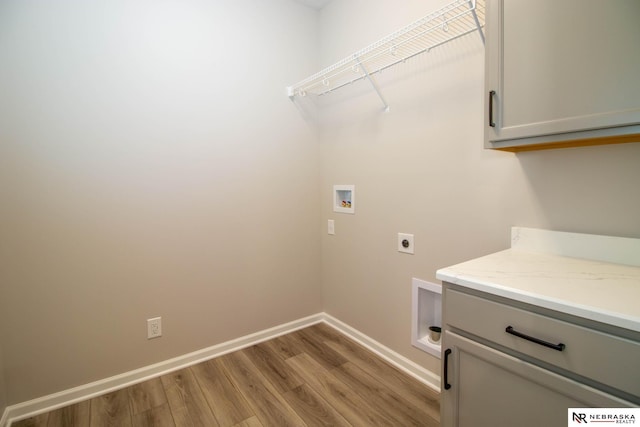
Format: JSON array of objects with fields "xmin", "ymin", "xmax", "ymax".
[
  {"xmin": 488, "ymin": 90, "xmax": 496, "ymax": 127},
  {"xmin": 443, "ymin": 348, "xmax": 452, "ymax": 390},
  {"xmin": 505, "ymin": 326, "xmax": 566, "ymax": 352}
]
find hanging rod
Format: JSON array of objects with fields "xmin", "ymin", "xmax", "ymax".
[{"xmin": 287, "ymin": 0, "xmax": 485, "ymax": 109}]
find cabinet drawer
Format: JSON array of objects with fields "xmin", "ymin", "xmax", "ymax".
[{"xmin": 445, "ymin": 289, "xmax": 640, "ymax": 398}]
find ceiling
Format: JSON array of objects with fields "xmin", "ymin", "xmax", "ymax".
[{"xmin": 292, "ymin": 0, "xmax": 333, "ymax": 10}]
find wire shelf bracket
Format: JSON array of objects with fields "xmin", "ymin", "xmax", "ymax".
[{"xmin": 287, "ymin": 0, "xmax": 485, "ymax": 111}]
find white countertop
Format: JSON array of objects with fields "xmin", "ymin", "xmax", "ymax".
[{"xmin": 436, "ymin": 228, "xmax": 640, "ymax": 333}]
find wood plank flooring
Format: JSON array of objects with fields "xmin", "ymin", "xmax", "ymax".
[{"xmin": 12, "ymin": 323, "xmax": 440, "ymax": 427}]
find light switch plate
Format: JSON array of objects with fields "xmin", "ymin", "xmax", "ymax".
[
  {"xmin": 328, "ymin": 219, "xmax": 335, "ymax": 235},
  {"xmin": 398, "ymin": 233, "xmax": 414, "ymax": 254}
]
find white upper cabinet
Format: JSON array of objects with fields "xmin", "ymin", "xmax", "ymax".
[{"xmin": 484, "ymin": 0, "xmax": 640, "ymax": 151}]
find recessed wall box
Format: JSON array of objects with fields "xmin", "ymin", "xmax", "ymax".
[
  {"xmin": 411, "ymin": 278, "xmax": 442, "ymax": 358},
  {"xmin": 333, "ymin": 185, "xmax": 355, "ymax": 214}
]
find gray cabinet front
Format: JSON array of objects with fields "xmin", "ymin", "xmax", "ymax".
[
  {"xmin": 441, "ymin": 332, "xmax": 632, "ymax": 427},
  {"xmin": 484, "ymin": 0, "xmax": 640, "ymax": 150},
  {"xmin": 440, "ymin": 284, "xmax": 637, "ymax": 427}
]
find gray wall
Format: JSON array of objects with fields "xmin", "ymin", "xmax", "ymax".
[
  {"xmin": 0, "ymin": 0, "xmax": 322, "ymax": 405},
  {"xmin": 1, "ymin": 0, "xmax": 639, "ymax": 409},
  {"xmin": 317, "ymin": 0, "xmax": 640, "ymax": 376}
]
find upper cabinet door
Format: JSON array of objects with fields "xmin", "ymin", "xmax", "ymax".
[{"xmin": 485, "ymin": 0, "xmax": 640, "ymax": 151}]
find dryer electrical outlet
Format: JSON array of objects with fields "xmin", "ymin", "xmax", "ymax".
[{"xmin": 398, "ymin": 233, "xmax": 415, "ymax": 254}]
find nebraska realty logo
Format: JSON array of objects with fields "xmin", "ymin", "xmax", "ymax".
[{"xmin": 569, "ymin": 408, "xmax": 639, "ymax": 425}]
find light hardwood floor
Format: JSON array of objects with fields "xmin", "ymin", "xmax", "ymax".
[{"xmin": 12, "ymin": 323, "xmax": 440, "ymax": 426}]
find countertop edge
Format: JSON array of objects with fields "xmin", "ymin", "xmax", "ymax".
[{"xmin": 436, "ymin": 268, "xmax": 640, "ymax": 333}]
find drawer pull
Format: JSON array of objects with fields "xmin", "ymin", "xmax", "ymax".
[
  {"xmin": 443, "ymin": 349, "xmax": 452, "ymax": 390},
  {"xmin": 505, "ymin": 326, "xmax": 566, "ymax": 352}
]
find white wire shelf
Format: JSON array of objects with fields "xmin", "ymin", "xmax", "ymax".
[{"xmin": 287, "ymin": 0, "xmax": 485, "ymax": 111}]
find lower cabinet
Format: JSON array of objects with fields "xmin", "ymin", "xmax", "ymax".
[
  {"xmin": 441, "ymin": 332, "xmax": 632, "ymax": 427},
  {"xmin": 441, "ymin": 284, "xmax": 638, "ymax": 427}
]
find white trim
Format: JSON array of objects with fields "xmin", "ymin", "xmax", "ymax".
[
  {"xmin": 322, "ymin": 314, "xmax": 441, "ymax": 392},
  {"xmin": 3, "ymin": 314, "xmax": 324, "ymax": 427},
  {"xmin": 2, "ymin": 313, "xmax": 440, "ymax": 426}
]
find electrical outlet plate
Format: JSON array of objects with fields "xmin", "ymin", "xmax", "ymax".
[
  {"xmin": 398, "ymin": 233, "xmax": 414, "ymax": 254},
  {"xmin": 147, "ymin": 317, "xmax": 162, "ymax": 339}
]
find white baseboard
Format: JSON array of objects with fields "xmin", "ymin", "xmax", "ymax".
[
  {"xmin": 2, "ymin": 312, "xmax": 440, "ymax": 427},
  {"xmin": 2, "ymin": 314, "xmax": 323, "ymax": 427},
  {"xmin": 322, "ymin": 314, "xmax": 441, "ymax": 392},
  {"xmin": 0, "ymin": 407, "xmax": 7, "ymax": 427}
]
